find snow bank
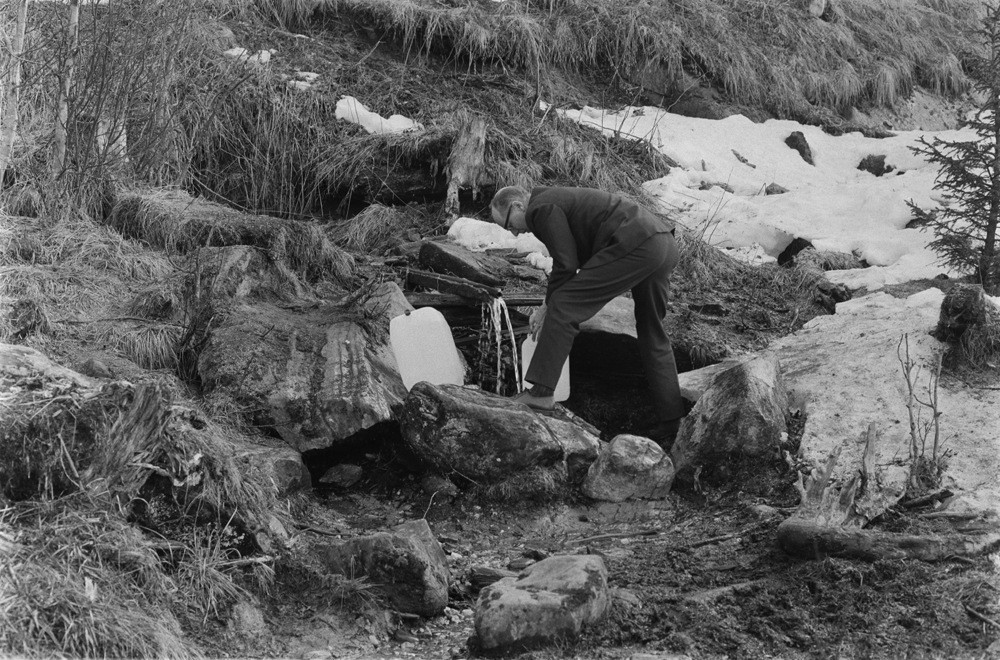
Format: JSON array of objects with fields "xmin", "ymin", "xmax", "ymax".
[{"xmin": 553, "ymin": 103, "xmax": 971, "ymax": 290}]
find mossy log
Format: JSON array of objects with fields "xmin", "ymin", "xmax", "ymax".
[{"xmin": 777, "ymin": 424, "xmax": 1000, "ymax": 561}]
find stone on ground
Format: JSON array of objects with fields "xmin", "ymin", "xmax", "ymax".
[
  {"xmin": 398, "ymin": 382, "xmax": 600, "ymax": 484},
  {"xmin": 473, "ymin": 555, "xmax": 609, "ymax": 653},
  {"xmin": 582, "ymin": 434, "xmax": 674, "ymax": 502},
  {"xmin": 199, "ymin": 300, "xmax": 406, "ymax": 452},
  {"xmin": 670, "ymin": 355, "xmax": 789, "ymax": 483},
  {"xmin": 316, "ymin": 519, "xmax": 449, "ymax": 617}
]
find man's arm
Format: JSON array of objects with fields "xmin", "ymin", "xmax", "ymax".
[{"xmin": 528, "ymin": 204, "xmax": 579, "ymax": 301}]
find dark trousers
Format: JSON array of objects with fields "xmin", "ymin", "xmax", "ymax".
[{"xmin": 525, "ymin": 231, "xmax": 684, "ymax": 422}]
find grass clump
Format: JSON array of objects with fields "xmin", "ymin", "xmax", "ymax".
[
  {"xmin": 106, "ymin": 189, "xmax": 355, "ymax": 284},
  {"xmin": 324, "ymin": 0, "xmax": 981, "ymax": 119},
  {"xmin": 0, "ymin": 496, "xmax": 200, "ymax": 660}
]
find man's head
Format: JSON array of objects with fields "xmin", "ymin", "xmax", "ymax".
[{"xmin": 490, "ymin": 186, "xmax": 530, "ymax": 235}]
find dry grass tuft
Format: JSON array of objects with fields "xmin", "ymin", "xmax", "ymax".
[
  {"xmin": 98, "ymin": 323, "xmax": 183, "ymax": 371},
  {"xmin": 107, "ymin": 189, "xmax": 355, "ymax": 284},
  {"xmin": 0, "ymin": 496, "xmax": 200, "ymax": 660},
  {"xmin": 334, "ymin": 203, "xmax": 421, "ymax": 254},
  {"xmin": 324, "ymin": 0, "xmax": 981, "ymax": 119}
]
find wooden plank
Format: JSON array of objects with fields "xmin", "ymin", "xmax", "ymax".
[
  {"xmin": 406, "ymin": 268, "xmax": 501, "ymax": 303},
  {"xmin": 405, "ymin": 292, "xmax": 545, "ymax": 307}
]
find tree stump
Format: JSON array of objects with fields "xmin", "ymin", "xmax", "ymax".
[{"xmin": 445, "ymin": 115, "xmax": 486, "ymax": 217}]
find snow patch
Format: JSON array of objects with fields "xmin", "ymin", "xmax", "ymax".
[
  {"xmin": 447, "ymin": 217, "xmax": 552, "ymax": 274},
  {"xmin": 335, "ymin": 96, "xmax": 423, "ymax": 135}
]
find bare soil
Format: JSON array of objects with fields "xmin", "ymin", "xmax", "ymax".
[{"xmin": 218, "ymin": 436, "xmax": 1000, "ymax": 660}]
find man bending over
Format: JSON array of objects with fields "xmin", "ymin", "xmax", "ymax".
[{"xmin": 490, "ymin": 185, "xmax": 685, "ymax": 444}]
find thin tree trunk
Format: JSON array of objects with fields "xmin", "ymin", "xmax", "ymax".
[
  {"xmin": 0, "ymin": 0, "xmax": 29, "ymax": 188},
  {"xmin": 986, "ymin": 5, "xmax": 1000, "ymax": 294},
  {"xmin": 52, "ymin": 0, "xmax": 81, "ymax": 176}
]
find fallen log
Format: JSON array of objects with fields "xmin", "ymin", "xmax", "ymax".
[
  {"xmin": 777, "ymin": 424, "xmax": 1000, "ymax": 562},
  {"xmin": 406, "ymin": 268, "xmax": 501, "ymax": 303}
]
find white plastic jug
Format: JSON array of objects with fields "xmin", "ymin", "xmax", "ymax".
[
  {"xmin": 390, "ymin": 307, "xmax": 465, "ymax": 391},
  {"xmin": 520, "ymin": 336, "xmax": 570, "ymax": 402}
]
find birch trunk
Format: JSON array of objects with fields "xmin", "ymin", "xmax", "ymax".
[
  {"xmin": 52, "ymin": 0, "xmax": 81, "ymax": 176},
  {"xmin": 0, "ymin": 0, "xmax": 29, "ymax": 188}
]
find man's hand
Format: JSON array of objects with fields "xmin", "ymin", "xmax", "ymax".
[{"xmin": 529, "ymin": 303, "xmax": 547, "ymax": 341}]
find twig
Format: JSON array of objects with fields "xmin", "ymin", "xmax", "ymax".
[
  {"xmin": 567, "ymin": 529, "xmax": 662, "ymax": 546},
  {"xmin": 422, "ymin": 491, "xmax": 438, "ymax": 520},
  {"xmin": 689, "ymin": 532, "xmax": 739, "ymax": 548},
  {"xmin": 218, "ymin": 555, "xmax": 276, "ymax": 568},
  {"xmin": 55, "ymin": 316, "xmax": 184, "ymax": 327},
  {"xmin": 293, "ymin": 523, "xmax": 346, "ymax": 537},
  {"xmin": 964, "ymin": 604, "xmax": 1000, "ymax": 630},
  {"xmin": 901, "ymin": 488, "xmax": 953, "ymax": 509}
]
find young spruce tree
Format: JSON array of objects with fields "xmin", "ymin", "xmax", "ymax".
[{"xmin": 909, "ymin": 3, "xmax": 1000, "ymax": 295}]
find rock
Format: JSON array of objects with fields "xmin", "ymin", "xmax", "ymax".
[
  {"xmin": 540, "ymin": 415, "xmax": 601, "ymax": 484},
  {"xmin": 794, "ymin": 247, "xmax": 864, "ymax": 273},
  {"xmin": 317, "ymin": 518, "xmax": 449, "ymax": 617},
  {"xmin": 398, "ymin": 382, "xmax": 566, "ymax": 483},
  {"xmin": 236, "ymin": 441, "xmax": 311, "ymax": 495},
  {"xmin": 804, "ymin": 0, "xmax": 827, "ymax": 17},
  {"xmin": 228, "ymin": 599, "xmax": 268, "ymax": 638},
  {"xmin": 473, "ymin": 555, "xmax": 609, "ymax": 654},
  {"xmin": 750, "ymin": 504, "xmax": 781, "ymax": 519},
  {"xmin": 765, "ymin": 183, "xmax": 788, "ymax": 195},
  {"xmin": 469, "ymin": 566, "xmax": 517, "ymax": 591},
  {"xmin": 777, "ymin": 238, "xmax": 814, "ymax": 266},
  {"xmin": 373, "ymin": 281, "xmax": 414, "ymax": 323},
  {"xmin": 77, "ymin": 358, "xmax": 113, "ymax": 379},
  {"xmin": 677, "ymin": 358, "xmax": 741, "ymax": 403},
  {"xmin": 199, "ymin": 300, "xmax": 407, "ymax": 452},
  {"xmin": 582, "ymin": 435, "xmax": 674, "ymax": 501},
  {"xmin": 319, "ymin": 463, "xmax": 363, "ymax": 488},
  {"xmin": 420, "ymin": 473, "xmax": 459, "ymax": 498},
  {"xmin": 670, "ymin": 355, "xmax": 789, "ymax": 483},
  {"xmin": 784, "ymin": 131, "xmax": 814, "ymax": 165},
  {"xmin": 857, "ymin": 154, "xmax": 894, "ymax": 177},
  {"xmin": 418, "ymin": 240, "xmax": 512, "ymax": 287}
]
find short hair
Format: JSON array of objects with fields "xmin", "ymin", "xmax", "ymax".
[{"xmin": 491, "ymin": 186, "xmax": 530, "ymax": 217}]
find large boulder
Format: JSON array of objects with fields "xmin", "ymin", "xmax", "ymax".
[
  {"xmin": 473, "ymin": 555, "xmax": 609, "ymax": 654},
  {"xmin": 199, "ymin": 298, "xmax": 407, "ymax": 453},
  {"xmin": 398, "ymin": 382, "xmax": 600, "ymax": 484},
  {"xmin": 670, "ymin": 355, "xmax": 789, "ymax": 483},
  {"xmin": 582, "ymin": 435, "xmax": 674, "ymax": 502},
  {"xmin": 316, "ymin": 519, "xmax": 449, "ymax": 617}
]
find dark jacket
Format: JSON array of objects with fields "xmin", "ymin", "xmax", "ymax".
[{"xmin": 525, "ymin": 186, "xmax": 675, "ymax": 301}]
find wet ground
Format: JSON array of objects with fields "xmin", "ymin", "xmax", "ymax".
[{"xmin": 256, "ymin": 467, "xmax": 1000, "ymax": 660}]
